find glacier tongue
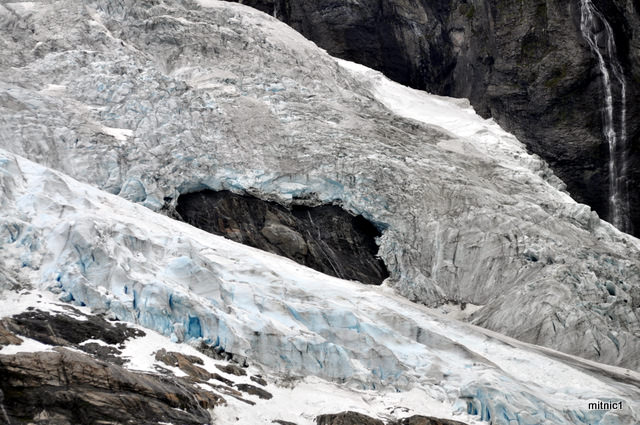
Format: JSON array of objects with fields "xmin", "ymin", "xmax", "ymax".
[
  {"xmin": 1, "ymin": 1, "xmax": 640, "ymax": 423},
  {"xmin": 2, "ymin": 149, "xmax": 640, "ymax": 424},
  {"xmin": 2, "ymin": 0, "xmax": 640, "ymax": 371}
]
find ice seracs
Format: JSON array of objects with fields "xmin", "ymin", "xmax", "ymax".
[
  {"xmin": 2, "ymin": 148, "xmax": 640, "ymax": 425},
  {"xmin": 1, "ymin": 0, "xmax": 640, "ymax": 371}
]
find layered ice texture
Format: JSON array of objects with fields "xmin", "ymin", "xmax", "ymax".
[
  {"xmin": 1, "ymin": 1, "xmax": 640, "ymax": 423},
  {"xmin": 2, "ymin": 0, "xmax": 640, "ymax": 370},
  {"xmin": 2, "ymin": 150, "xmax": 640, "ymax": 425}
]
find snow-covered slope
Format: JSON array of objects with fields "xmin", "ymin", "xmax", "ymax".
[
  {"xmin": 1, "ymin": 289, "xmax": 483, "ymax": 425},
  {"xmin": 2, "ymin": 149, "xmax": 640, "ymax": 425},
  {"xmin": 1, "ymin": 0, "xmax": 640, "ymax": 373}
]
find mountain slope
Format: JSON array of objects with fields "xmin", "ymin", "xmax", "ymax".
[{"xmin": 228, "ymin": 0, "xmax": 640, "ymax": 236}]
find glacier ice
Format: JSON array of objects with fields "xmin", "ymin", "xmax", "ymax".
[
  {"xmin": 1, "ymin": 0, "xmax": 640, "ymax": 393},
  {"xmin": 2, "ymin": 149, "xmax": 640, "ymax": 424}
]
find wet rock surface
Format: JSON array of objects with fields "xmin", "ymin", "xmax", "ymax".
[
  {"xmin": 2, "ymin": 309, "xmax": 144, "ymax": 361},
  {"xmin": 153, "ymin": 349, "xmax": 260, "ymax": 405},
  {"xmin": 235, "ymin": 383, "xmax": 273, "ymax": 399},
  {"xmin": 251, "ymin": 375, "xmax": 268, "ymax": 386},
  {"xmin": 233, "ymin": 0, "xmax": 640, "ymax": 236},
  {"xmin": 0, "ymin": 306, "xmax": 284, "ymax": 424},
  {"xmin": 0, "ymin": 322, "xmax": 22, "ymax": 346},
  {"xmin": 177, "ymin": 190, "xmax": 389, "ymax": 285},
  {"xmin": 216, "ymin": 362, "xmax": 248, "ymax": 376},
  {"xmin": 78, "ymin": 342, "xmax": 126, "ymax": 366},
  {"xmin": 389, "ymin": 415, "xmax": 469, "ymax": 425},
  {"xmin": 155, "ymin": 348, "xmax": 212, "ymax": 381}
]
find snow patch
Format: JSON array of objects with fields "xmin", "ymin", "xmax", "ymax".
[
  {"xmin": 0, "ymin": 336, "xmax": 54, "ymax": 355},
  {"xmin": 101, "ymin": 126, "xmax": 134, "ymax": 141}
]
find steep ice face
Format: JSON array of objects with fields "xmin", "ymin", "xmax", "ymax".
[
  {"xmin": 2, "ymin": 150, "xmax": 640, "ymax": 425},
  {"xmin": 1, "ymin": 0, "xmax": 640, "ymax": 371}
]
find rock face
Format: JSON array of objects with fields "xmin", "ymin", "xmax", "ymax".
[
  {"xmin": 176, "ymin": 190, "xmax": 389, "ymax": 285},
  {"xmin": 2, "ymin": 309, "xmax": 145, "ymax": 366},
  {"xmin": 0, "ymin": 299, "xmax": 298, "ymax": 424},
  {"xmin": 232, "ymin": 0, "xmax": 640, "ymax": 236},
  {"xmin": 315, "ymin": 412, "xmax": 468, "ymax": 425},
  {"xmin": 0, "ymin": 310, "xmax": 226, "ymax": 425},
  {"xmin": 389, "ymin": 416, "xmax": 468, "ymax": 425},
  {"xmin": 316, "ymin": 411, "xmax": 385, "ymax": 425},
  {"xmin": 0, "ymin": 348, "xmax": 217, "ymax": 425},
  {"xmin": 6, "ymin": 309, "xmax": 145, "ymax": 347}
]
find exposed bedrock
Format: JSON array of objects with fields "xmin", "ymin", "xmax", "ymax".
[
  {"xmin": 0, "ymin": 307, "xmax": 278, "ymax": 424},
  {"xmin": 0, "ymin": 348, "xmax": 221, "ymax": 425},
  {"xmin": 315, "ymin": 412, "xmax": 469, "ymax": 425},
  {"xmin": 233, "ymin": 0, "xmax": 640, "ymax": 236},
  {"xmin": 5, "ymin": 309, "xmax": 144, "ymax": 347},
  {"xmin": 176, "ymin": 190, "xmax": 389, "ymax": 285}
]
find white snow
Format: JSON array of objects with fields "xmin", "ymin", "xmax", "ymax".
[
  {"xmin": 100, "ymin": 126, "xmax": 134, "ymax": 141},
  {"xmin": 0, "ymin": 290, "xmax": 89, "ymax": 321},
  {"xmin": 0, "ymin": 336, "xmax": 54, "ymax": 355},
  {"xmin": 422, "ymin": 301, "xmax": 483, "ymax": 321},
  {"xmin": 79, "ymin": 338, "xmax": 109, "ymax": 346},
  {"xmin": 5, "ymin": 2, "xmax": 38, "ymax": 15},
  {"xmin": 338, "ymin": 58, "xmax": 572, "ymax": 196},
  {"xmin": 211, "ymin": 377, "xmax": 479, "ymax": 425}
]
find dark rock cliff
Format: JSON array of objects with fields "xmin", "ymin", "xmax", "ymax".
[
  {"xmin": 176, "ymin": 190, "xmax": 389, "ymax": 285},
  {"xmin": 230, "ymin": 0, "xmax": 640, "ymax": 236},
  {"xmin": 0, "ymin": 310, "xmax": 222, "ymax": 425}
]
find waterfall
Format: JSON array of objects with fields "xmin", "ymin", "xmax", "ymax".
[
  {"xmin": 580, "ymin": 0, "xmax": 631, "ymax": 232},
  {"xmin": 0, "ymin": 389, "xmax": 11, "ymax": 425},
  {"xmin": 0, "ymin": 405, "xmax": 9, "ymax": 425}
]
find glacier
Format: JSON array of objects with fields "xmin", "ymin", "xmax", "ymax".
[
  {"xmin": 1, "ymin": 0, "xmax": 640, "ymax": 371},
  {"xmin": 1, "ymin": 0, "xmax": 640, "ymax": 423},
  {"xmin": 2, "ymin": 149, "xmax": 640, "ymax": 425}
]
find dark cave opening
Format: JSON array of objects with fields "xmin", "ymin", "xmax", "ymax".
[{"xmin": 176, "ymin": 190, "xmax": 389, "ymax": 285}]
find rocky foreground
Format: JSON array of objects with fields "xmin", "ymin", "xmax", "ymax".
[{"xmin": 0, "ymin": 291, "xmax": 474, "ymax": 424}]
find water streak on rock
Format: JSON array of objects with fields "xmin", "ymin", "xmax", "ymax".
[
  {"xmin": 0, "ymin": 389, "xmax": 11, "ymax": 425},
  {"xmin": 580, "ymin": 0, "xmax": 630, "ymax": 232}
]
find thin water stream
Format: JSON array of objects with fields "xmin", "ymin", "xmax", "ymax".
[
  {"xmin": 580, "ymin": 0, "xmax": 630, "ymax": 232},
  {"xmin": 0, "ymin": 389, "xmax": 11, "ymax": 425}
]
